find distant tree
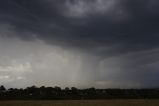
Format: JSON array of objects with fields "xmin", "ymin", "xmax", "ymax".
[
  {"xmin": 71, "ymin": 87, "xmax": 80, "ymax": 99},
  {"xmin": 0, "ymin": 85, "xmax": 6, "ymax": 92},
  {"xmin": 71, "ymin": 87, "xmax": 78, "ymax": 91},
  {"xmin": 54, "ymin": 86, "xmax": 61, "ymax": 91},
  {"xmin": 65, "ymin": 87, "xmax": 70, "ymax": 91}
]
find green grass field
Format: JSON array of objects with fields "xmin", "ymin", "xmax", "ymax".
[{"xmin": 0, "ymin": 100, "xmax": 159, "ymax": 106}]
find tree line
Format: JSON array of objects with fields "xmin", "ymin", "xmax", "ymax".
[{"xmin": 0, "ymin": 85, "xmax": 159, "ymax": 100}]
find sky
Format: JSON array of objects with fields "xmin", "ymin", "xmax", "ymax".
[{"xmin": 0, "ymin": 0, "xmax": 159, "ymax": 88}]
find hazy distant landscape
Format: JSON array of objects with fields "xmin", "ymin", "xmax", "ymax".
[
  {"xmin": 0, "ymin": 86, "xmax": 159, "ymax": 100},
  {"xmin": 1, "ymin": 100, "xmax": 159, "ymax": 106}
]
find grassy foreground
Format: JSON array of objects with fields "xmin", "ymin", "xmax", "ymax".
[{"xmin": 0, "ymin": 100, "xmax": 159, "ymax": 106}]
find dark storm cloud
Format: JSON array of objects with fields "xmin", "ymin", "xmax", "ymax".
[
  {"xmin": 1, "ymin": 0, "xmax": 159, "ymax": 54},
  {"xmin": 0, "ymin": 0, "xmax": 66, "ymax": 39},
  {"xmin": 1, "ymin": 0, "xmax": 159, "ymax": 88},
  {"xmin": 0, "ymin": 0, "xmax": 159, "ymax": 50}
]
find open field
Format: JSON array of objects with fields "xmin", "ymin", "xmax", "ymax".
[{"xmin": 0, "ymin": 100, "xmax": 159, "ymax": 106}]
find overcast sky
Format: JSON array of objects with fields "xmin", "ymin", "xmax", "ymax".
[{"xmin": 0, "ymin": 0, "xmax": 159, "ymax": 88}]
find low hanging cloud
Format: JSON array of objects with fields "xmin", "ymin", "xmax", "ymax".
[{"xmin": 0, "ymin": 0, "xmax": 159, "ymax": 88}]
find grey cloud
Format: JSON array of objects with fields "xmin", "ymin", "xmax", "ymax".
[
  {"xmin": 0, "ymin": 0, "xmax": 159, "ymax": 52},
  {"xmin": 63, "ymin": 0, "xmax": 120, "ymax": 18}
]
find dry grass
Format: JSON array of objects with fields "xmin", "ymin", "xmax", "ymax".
[{"xmin": 0, "ymin": 100, "xmax": 159, "ymax": 106}]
